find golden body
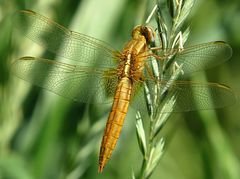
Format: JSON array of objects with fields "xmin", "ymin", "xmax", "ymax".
[{"xmin": 98, "ymin": 26, "xmax": 154, "ymax": 172}]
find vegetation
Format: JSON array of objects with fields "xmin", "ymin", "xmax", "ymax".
[{"xmin": 0, "ymin": 0, "xmax": 240, "ymax": 179}]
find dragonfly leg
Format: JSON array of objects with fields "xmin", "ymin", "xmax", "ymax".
[{"xmin": 145, "ymin": 63, "xmax": 156, "ymax": 80}]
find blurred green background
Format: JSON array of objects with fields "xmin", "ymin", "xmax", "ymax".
[{"xmin": 0, "ymin": 0, "xmax": 240, "ymax": 179}]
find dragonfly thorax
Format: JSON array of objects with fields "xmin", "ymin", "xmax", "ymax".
[{"xmin": 117, "ymin": 26, "xmax": 155, "ymax": 81}]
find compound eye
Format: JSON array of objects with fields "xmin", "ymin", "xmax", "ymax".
[{"xmin": 144, "ymin": 26, "xmax": 156, "ymax": 44}]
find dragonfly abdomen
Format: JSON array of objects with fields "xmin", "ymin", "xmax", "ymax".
[{"xmin": 98, "ymin": 77, "xmax": 132, "ymax": 172}]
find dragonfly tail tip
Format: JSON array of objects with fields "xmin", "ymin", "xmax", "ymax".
[{"xmin": 98, "ymin": 165, "xmax": 104, "ymax": 173}]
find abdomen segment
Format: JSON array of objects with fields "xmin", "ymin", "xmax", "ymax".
[{"xmin": 98, "ymin": 77, "xmax": 132, "ymax": 172}]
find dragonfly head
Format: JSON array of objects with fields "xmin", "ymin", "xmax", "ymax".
[{"xmin": 132, "ymin": 25, "xmax": 156, "ymax": 45}]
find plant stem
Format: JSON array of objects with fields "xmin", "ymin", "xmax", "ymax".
[{"xmin": 135, "ymin": 0, "xmax": 194, "ymax": 178}]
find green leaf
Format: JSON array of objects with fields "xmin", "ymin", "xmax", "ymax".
[
  {"xmin": 136, "ymin": 112, "xmax": 147, "ymax": 157},
  {"xmin": 145, "ymin": 138, "xmax": 165, "ymax": 178}
]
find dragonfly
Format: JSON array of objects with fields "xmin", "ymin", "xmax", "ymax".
[{"xmin": 12, "ymin": 10, "xmax": 236, "ymax": 172}]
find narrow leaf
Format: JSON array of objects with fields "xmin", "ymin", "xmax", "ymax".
[
  {"xmin": 136, "ymin": 111, "xmax": 147, "ymax": 157},
  {"xmin": 145, "ymin": 138, "xmax": 165, "ymax": 178}
]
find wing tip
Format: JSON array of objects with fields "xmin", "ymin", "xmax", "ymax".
[
  {"xmin": 213, "ymin": 41, "xmax": 233, "ymax": 58},
  {"xmin": 18, "ymin": 56, "xmax": 35, "ymax": 61},
  {"xmin": 18, "ymin": 9, "xmax": 36, "ymax": 15}
]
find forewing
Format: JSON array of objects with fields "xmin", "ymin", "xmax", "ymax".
[
  {"xmin": 174, "ymin": 41, "xmax": 232, "ymax": 75},
  {"xmin": 137, "ymin": 41, "xmax": 232, "ymax": 76},
  {"xmin": 13, "ymin": 10, "xmax": 119, "ymax": 67},
  {"xmin": 12, "ymin": 57, "xmax": 118, "ymax": 103}
]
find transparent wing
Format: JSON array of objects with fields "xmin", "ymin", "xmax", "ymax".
[
  {"xmin": 13, "ymin": 10, "xmax": 120, "ymax": 67},
  {"xmin": 138, "ymin": 41, "xmax": 232, "ymax": 75},
  {"xmin": 131, "ymin": 80, "xmax": 236, "ymax": 113},
  {"xmin": 12, "ymin": 57, "xmax": 236, "ymax": 111},
  {"xmin": 175, "ymin": 41, "xmax": 232, "ymax": 75},
  {"xmin": 166, "ymin": 81, "xmax": 236, "ymax": 112},
  {"xmin": 12, "ymin": 57, "xmax": 119, "ymax": 103}
]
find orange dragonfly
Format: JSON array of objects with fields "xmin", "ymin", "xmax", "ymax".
[{"xmin": 12, "ymin": 10, "xmax": 236, "ymax": 172}]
